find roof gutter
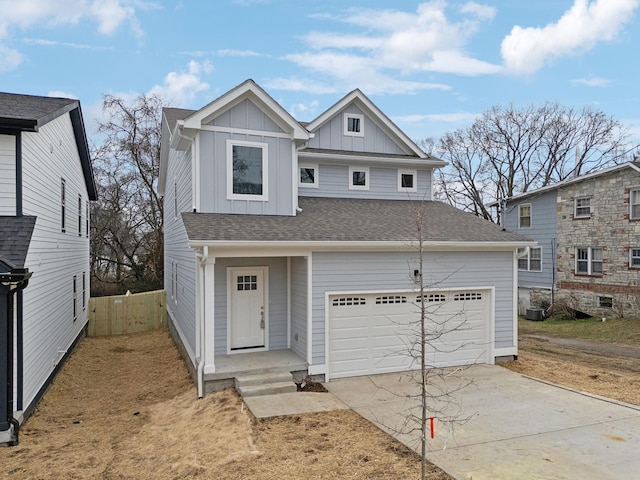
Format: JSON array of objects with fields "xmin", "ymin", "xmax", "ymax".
[
  {"xmin": 187, "ymin": 239, "xmax": 535, "ymax": 251},
  {"xmin": 298, "ymin": 151, "xmax": 447, "ymax": 168}
]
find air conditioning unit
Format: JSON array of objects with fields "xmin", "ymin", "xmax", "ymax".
[{"xmin": 525, "ymin": 308, "xmax": 544, "ymax": 321}]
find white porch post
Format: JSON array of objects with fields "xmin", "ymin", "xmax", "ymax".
[
  {"xmin": 306, "ymin": 254, "xmax": 313, "ymax": 365},
  {"xmin": 203, "ymin": 257, "xmax": 216, "ymax": 375}
]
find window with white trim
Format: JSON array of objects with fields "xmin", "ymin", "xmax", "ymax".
[
  {"xmin": 344, "ymin": 113, "xmax": 364, "ymax": 136},
  {"xmin": 85, "ymin": 201, "xmax": 89, "ymax": 238},
  {"xmin": 299, "ymin": 164, "xmax": 318, "ymax": 188},
  {"xmin": 227, "ymin": 140, "xmax": 268, "ymax": 200},
  {"xmin": 174, "ymin": 178, "xmax": 178, "ymax": 218},
  {"xmin": 375, "ymin": 295, "xmax": 407, "ymax": 304},
  {"xmin": 82, "ymin": 272, "xmax": 86, "ymax": 310},
  {"xmin": 631, "ymin": 189, "xmax": 640, "ymax": 220},
  {"xmin": 574, "ymin": 197, "xmax": 591, "ymax": 218},
  {"xmin": 576, "ymin": 247, "xmax": 603, "ymax": 275},
  {"xmin": 73, "ymin": 275, "xmax": 77, "ymax": 321},
  {"xmin": 398, "ymin": 169, "xmax": 417, "ymax": 193},
  {"xmin": 518, "ymin": 204, "xmax": 531, "ymax": 228},
  {"xmin": 61, "ymin": 178, "xmax": 66, "ymax": 233},
  {"xmin": 630, "ymin": 248, "xmax": 640, "ymax": 268},
  {"xmin": 349, "ymin": 166, "xmax": 369, "ymax": 190},
  {"xmin": 517, "ymin": 247, "xmax": 542, "ymax": 271},
  {"xmin": 78, "ymin": 194, "xmax": 82, "ymax": 236},
  {"xmin": 332, "ymin": 297, "xmax": 366, "ymax": 306}
]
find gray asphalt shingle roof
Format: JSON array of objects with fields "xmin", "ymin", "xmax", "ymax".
[
  {"xmin": 0, "ymin": 93, "xmax": 77, "ymax": 131},
  {"xmin": 0, "ymin": 216, "xmax": 36, "ymax": 269},
  {"xmin": 163, "ymin": 107, "xmax": 196, "ymax": 132},
  {"xmin": 182, "ymin": 197, "xmax": 529, "ymax": 244}
]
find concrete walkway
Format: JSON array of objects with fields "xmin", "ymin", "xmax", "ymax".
[
  {"xmin": 243, "ymin": 391, "xmax": 348, "ymax": 419},
  {"xmin": 324, "ymin": 365, "xmax": 640, "ymax": 480}
]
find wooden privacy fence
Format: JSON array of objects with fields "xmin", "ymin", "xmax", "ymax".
[{"xmin": 88, "ymin": 290, "xmax": 167, "ymax": 337}]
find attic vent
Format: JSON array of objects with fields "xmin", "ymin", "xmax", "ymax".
[
  {"xmin": 375, "ymin": 295, "xmax": 406, "ymax": 304},
  {"xmin": 332, "ymin": 297, "xmax": 366, "ymax": 307}
]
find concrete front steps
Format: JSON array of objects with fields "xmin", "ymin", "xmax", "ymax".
[{"xmin": 235, "ymin": 370, "xmax": 297, "ymax": 397}]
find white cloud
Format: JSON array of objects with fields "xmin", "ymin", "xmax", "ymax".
[
  {"xmin": 148, "ymin": 60, "xmax": 212, "ymax": 107},
  {"xmin": 282, "ymin": 1, "xmax": 500, "ymax": 96},
  {"xmin": 288, "ymin": 100, "xmax": 320, "ymax": 120},
  {"xmin": 570, "ymin": 75, "xmax": 612, "ymax": 87},
  {"xmin": 0, "ymin": 0, "xmax": 146, "ymax": 72},
  {"xmin": 0, "ymin": 45, "xmax": 23, "ymax": 72},
  {"xmin": 501, "ymin": 0, "xmax": 640, "ymax": 76},
  {"xmin": 48, "ymin": 90, "xmax": 79, "ymax": 99},
  {"xmin": 396, "ymin": 112, "xmax": 480, "ymax": 124}
]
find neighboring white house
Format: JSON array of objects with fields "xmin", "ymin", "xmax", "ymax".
[
  {"xmin": 159, "ymin": 79, "xmax": 529, "ymax": 395},
  {"xmin": 0, "ymin": 93, "xmax": 96, "ymax": 443}
]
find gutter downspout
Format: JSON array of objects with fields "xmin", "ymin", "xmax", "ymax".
[{"xmin": 197, "ymin": 246, "xmax": 209, "ymax": 398}]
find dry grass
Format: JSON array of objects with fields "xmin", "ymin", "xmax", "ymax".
[{"xmin": 1, "ymin": 328, "xmax": 449, "ymax": 479}]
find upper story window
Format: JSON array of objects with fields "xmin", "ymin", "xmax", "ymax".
[
  {"xmin": 227, "ymin": 140, "xmax": 268, "ymax": 201},
  {"xmin": 349, "ymin": 166, "xmax": 369, "ymax": 190},
  {"xmin": 78, "ymin": 194, "xmax": 82, "ymax": 236},
  {"xmin": 518, "ymin": 204, "xmax": 531, "ymax": 228},
  {"xmin": 398, "ymin": 169, "xmax": 417, "ymax": 193},
  {"xmin": 574, "ymin": 197, "xmax": 591, "ymax": 218},
  {"xmin": 61, "ymin": 178, "xmax": 66, "ymax": 233},
  {"xmin": 85, "ymin": 201, "xmax": 89, "ymax": 238},
  {"xmin": 630, "ymin": 248, "xmax": 640, "ymax": 268},
  {"xmin": 517, "ymin": 247, "xmax": 542, "ymax": 271},
  {"xmin": 576, "ymin": 247, "xmax": 603, "ymax": 276},
  {"xmin": 630, "ymin": 188, "xmax": 640, "ymax": 220},
  {"xmin": 299, "ymin": 164, "xmax": 318, "ymax": 188},
  {"xmin": 174, "ymin": 178, "xmax": 178, "ymax": 218},
  {"xmin": 344, "ymin": 113, "xmax": 364, "ymax": 137}
]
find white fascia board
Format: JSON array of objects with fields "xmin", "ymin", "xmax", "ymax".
[
  {"xmin": 298, "ymin": 150, "xmax": 446, "ymax": 168},
  {"xmin": 181, "ymin": 79, "xmax": 310, "ymax": 141},
  {"xmin": 306, "ymin": 89, "xmax": 428, "ymax": 159},
  {"xmin": 187, "ymin": 240, "xmax": 536, "ymax": 254}
]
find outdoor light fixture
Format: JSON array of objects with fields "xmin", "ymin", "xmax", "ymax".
[{"xmin": 0, "ymin": 259, "xmax": 32, "ymax": 446}]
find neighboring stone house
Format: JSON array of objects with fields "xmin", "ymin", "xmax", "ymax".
[{"xmin": 501, "ymin": 162, "xmax": 640, "ymax": 318}]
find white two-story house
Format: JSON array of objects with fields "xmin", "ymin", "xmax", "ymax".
[
  {"xmin": 159, "ymin": 79, "xmax": 529, "ymax": 396},
  {"xmin": 0, "ymin": 93, "xmax": 96, "ymax": 444}
]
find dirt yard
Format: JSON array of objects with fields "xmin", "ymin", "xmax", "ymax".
[
  {"xmin": 0, "ymin": 328, "xmax": 449, "ymax": 480},
  {"xmin": 503, "ymin": 335, "xmax": 640, "ymax": 406}
]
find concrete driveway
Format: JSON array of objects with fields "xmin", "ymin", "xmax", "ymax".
[{"xmin": 324, "ymin": 365, "xmax": 640, "ymax": 480}]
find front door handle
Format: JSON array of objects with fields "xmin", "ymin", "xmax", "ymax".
[{"xmin": 260, "ymin": 306, "xmax": 265, "ymax": 329}]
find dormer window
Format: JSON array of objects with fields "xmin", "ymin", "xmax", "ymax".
[
  {"xmin": 398, "ymin": 169, "xmax": 417, "ymax": 193},
  {"xmin": 344, "ymin": 113, "xmax": 364, "ymax": 137},
  {"xmin": 227, "ymin": 140, "xmax": 268, "ymax": 201}
]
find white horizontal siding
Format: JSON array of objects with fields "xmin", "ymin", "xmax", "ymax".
[
  {"xmin": 164, "ymin": 145, "xmax": 197, "ymax": 364},
  {"xmin": 20, "ymin": 113, "xmax": 90, "ymax": 411},
  {"xmin": 312, "ymin": 250, "xmax": 515, "ymax": 366},
  {"xmin": 289, "ymin": 256, "xmax": 307, "ymax": 359},
  {"xmin": 299, "ymin": 164, "xmax": 432, "ymax": 200},
  {"xmin": 0, "ymin": 134, "xmax": 16, "ymax": 214}
]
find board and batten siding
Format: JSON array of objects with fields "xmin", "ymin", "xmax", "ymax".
[
  {"xmin": 289, "ymin": 256, "xmax": 308, "ymax": 359},
  {"xmin": 299, "ymin": 164, "xmax": 432, "ymax": 200},
  {"xmin": 0, "ymin": 134, "xmax": 16, "ymax": 214},
  {"xmin": 20, "ymin": 113, "xmax": 90, "ymax": 411},
  {"xmin": 311, "ymin": 250, "xmax": 515, "ymax": 365},
  {"xmin": 164, "ymin": 144, "xmax": 197, "ymax": 365},
  {"xmin": 504, "ymin": 190, "xmax": 556, "ymax": 289},
  {"xmin": 198, "ymin": 99, "xmax": 295, "ymax": 216},
  {"xmin": 307, "ymin": 104, "xmax": 408, "ymax": 155},
  {"xmin": 213, "ymin": 257, "xmax": 288, "ymax": 355}
]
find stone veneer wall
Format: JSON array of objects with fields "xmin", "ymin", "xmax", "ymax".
[{"xmin": 554, "ymin": 168, "xmax": 640, "ymax": 318}]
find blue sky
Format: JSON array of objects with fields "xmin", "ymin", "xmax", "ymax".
[{"xmin": 1, "ymin": 0, "xmax": 639, "ymax": 146}]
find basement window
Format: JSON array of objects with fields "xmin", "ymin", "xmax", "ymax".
[{"xmin": 598, "ymin": 296, "xmax": 613, "ymax": 308}]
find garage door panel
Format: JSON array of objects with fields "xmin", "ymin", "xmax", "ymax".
[{"xmin": 329, "ymin": 289, "xmax": 491, "ymax": 378}]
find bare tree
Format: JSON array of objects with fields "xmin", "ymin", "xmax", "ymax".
[
  {"xmin": 90, "ymin": 94, "xmax": 164, "ymax": 295},
  {"xmin": 435, "ymin": 102, "xmax": 636, "ymax": 221}
]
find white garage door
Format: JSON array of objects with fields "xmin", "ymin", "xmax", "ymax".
[{"xmin": 329, "ymin": 289, "xmax": 491, "ymax": 379}]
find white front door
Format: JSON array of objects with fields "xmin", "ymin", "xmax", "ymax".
[{"xmin": 229, "ymin": 268, "xmax": 267, "ymax": 350}]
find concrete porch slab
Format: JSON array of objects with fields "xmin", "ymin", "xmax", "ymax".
[
  {"xmin": 206, "ymin": 349, "xmax": 308, "ymax": 381},
  {"xmin": 243, "ymin": 391, "xmax": 349, "ymax": 419}
]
